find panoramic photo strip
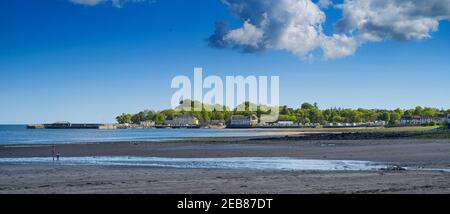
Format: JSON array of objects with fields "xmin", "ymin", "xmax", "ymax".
[{"xmin": 1, "ymin": 0, "xmax": 450, "ymax": 212}]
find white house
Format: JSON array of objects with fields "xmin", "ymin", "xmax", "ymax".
[
  {"xmin": 420, "ymin": 116, "xmax": 434, "ymax": 125},
  {"xmin": 276, "ymin": 121, "xmax": 294, "ymax": 126},
  {"xmin": 399, "ymin": 115, "xmax": 438, "ymax": 126},
  {"xmin": 140, "ymin": 120, "xmax": 155, "ymax": 128},
  {"xmin": 229, "ymin": 115, "xmax": 258, "ymax": 127},
  {"xmin": 399, "ymin": 115, "xmax": 422, "ymax": 126},
  {"xmin": 209, "ymin": 120, "xmax": 226, "ymax": 127},
  {"xmin": 165, "ymin": 115, "xmax": 199, "ymax": 126}
]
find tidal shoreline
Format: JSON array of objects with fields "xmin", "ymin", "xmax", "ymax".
[
  {"xmin": 1, "ymin": 131, "xmax": 450, "ymax": 194},
  {"xmin": 2, "ymin": 164, "xmax": 450, "ymax": 194},
  {"xmin": 1, "ymin": 136, "xmax": 450, "ymax": 167}
]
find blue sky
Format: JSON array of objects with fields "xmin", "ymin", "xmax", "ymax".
[{"xmin": 1, "ymin": 0, "xmax": 450, "ymax": 124}]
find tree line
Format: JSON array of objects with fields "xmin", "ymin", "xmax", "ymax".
[{"xmin": 116, "ymin": 100, "xmax": 450, "ymax": 126}]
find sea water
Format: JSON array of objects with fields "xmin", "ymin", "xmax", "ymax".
[
  {"xmin": 0, "ymin": 156, "xmax": 389, "ymax": 171},
  {"xmin": 0, "ymin": 125, "xmax": 278, "ymax": 145}
]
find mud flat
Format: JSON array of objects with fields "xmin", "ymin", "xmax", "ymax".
[
  {"xmin": 1, "ymin": 134, "xmax": 450, "ymax": 193},
  {"xmin": 1, "ymin": 164, "xmax": 450, "ymax": 194}
]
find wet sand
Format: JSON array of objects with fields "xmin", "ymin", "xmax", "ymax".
[
  {"xmin": 1, "ymin": 136, "xmax": 450, "ymax": 193},
  {"xmin": 1, "ymin": 164, "xmax": 450, "ymax": 194},
  {"xmin": 2, "ymin": 138, "xmax": 450, "ymax": 167}
]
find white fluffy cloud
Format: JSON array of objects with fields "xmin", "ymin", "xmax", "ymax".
[
  {"xmin": 69, "ymin": 0, "xmax": 450, "ymax": 60},
  {"xmin": 208, "ymin": 0, "xmax": 359, "ymax": 59},
  {"xmin": 69, "ymin": 0, "xmax": 148, "ymax": 7},
  {"xmin": 224, "ymin": 20, "xmax": 265, "ymax": 48},
  {"xmin": 209, "ymin": 0, "xmax": 450, "ymax": 60},
  {"xmin": 335, "ymin": 0, "xmax": 450, "ymax": 42}
]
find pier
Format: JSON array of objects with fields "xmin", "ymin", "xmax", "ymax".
[{"xmin": 27, "ymin": 122, "xmax": 115, "ymax": 129}]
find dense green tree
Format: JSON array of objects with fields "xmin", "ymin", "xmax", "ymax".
[
  {"xmin": 280, "ymin": 105, "xmax": 289, "ymax": 115},
  {"xmin": 201, "ymin": 109, "xmax": 212, "ymax": 124},
  {"xmin": 160, "ymin": 109, "xmax": 178, "ymax": 119},
  {"xmin": 389, "ymin": 112, "xmax": 402, "ymax": 125},
  {"xmin": 144, "ymin": 110, "xmax": 155, "ymax": 121},
  {"xmin": 380, "ymin": 112, "xmax": 391, "ymax": 123},
  {"xmin": 332, "ymin": 115, "xmax": 343, "ymax": 123},
  {"xmin": 357, "ymin": 109, "xmax": 379, "ymax": 122},
  {"xmin": 414, "ymin": 106, "xmax": 423, "ymax": 116},
  {"xmin": 403, "ymin": 109, "xmax": 414, "ymax": 116},
  {"xmin": 301, "ymin": 102, "xmax": 316, "ymax": 110},
  {"xmin": 308, "ymin": 108, "xmax": 324, "ymax": 123},
  {"xmin": 394, "ymin": 108, "xmax": 404, "ymax": 115},
  {"xmin": 211, "ymin": 110, "xmax": 225, "ymax": 120},
  {"xmin": 116, "ymin": 113, "xmax": 132, "ymax": 124},
  {"xmin": 153, "ymin": 113, "xmax": 165, "ymax": 125},
  {"xmin": 422, "ymin": 108, "xmax": 438, "ymax": 117},
  {"xmin": 117, "ymin": 101, "xmax": 448, "ymax": 127},
  {"xmin": 295, "ymin": 109, "xmax": 309, "ymax": 123},
  {"xmin": 131, "ymin": 111, "xmax": 146, "ymax": 124},
  {"xmin": 278, "ymin": 115, "xmax": 296, "ymax": 122}
]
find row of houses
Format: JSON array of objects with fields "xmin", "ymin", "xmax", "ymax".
[
  {"xmin": 163, "ymin": 115, "xmax": 225, "ymax": 127},
  {"xmin": 228, "ymin": 115, "xmax": 258, "ymax": 128},
  {"xmin": 120, "ymin": 114, "xmax": 450, "ymax": 129},
  {"xmin": 161, "ymin": 115, "xmax": 303, "ymax": 128},
  {"xmin": 164, "ymin": 115, "xmax": 200, "ymax": 127},
  {"xmin": 398, "ymin": 115, "xmax": 448, "ymax": 126},
  {"xmin": 257, "ymin": 121, "xmax": 320, "ymax": 128},
  {"xmin": 324, "ymin": 121, "xmax": 386, "ymax": 128},
  {"xmin": 168, "ymin": 114, "xmax": 450, "ymax": 128},
  {"xmin": 164, "ymin": 115, "xmax": 318, "ymax": 128}
]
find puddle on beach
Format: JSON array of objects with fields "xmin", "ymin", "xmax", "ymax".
[{"xmin": 0, "ymin": 157, "xmax": 389, "ymax": 171}]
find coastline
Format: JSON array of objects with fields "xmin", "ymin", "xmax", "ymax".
[
  {"xmin": 1, "ymin": 129, "xmax": 450, "ymax": 194},
  {"xmin": 2, "ymin": 137, "xmax": 450, "ymax": 167}
]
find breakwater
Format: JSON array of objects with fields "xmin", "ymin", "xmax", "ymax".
[{"xmin": 27, "ymin": 123, "xmax": 115, "ymax": 129}]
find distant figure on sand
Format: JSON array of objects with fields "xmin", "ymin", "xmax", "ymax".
[
  {"xmin": 56, "ymin": 152, "xmax": 60, "ymax": 161},
  {"xmin": 52, "ymin": 145, "xmax": 55, "ymax": 161}
]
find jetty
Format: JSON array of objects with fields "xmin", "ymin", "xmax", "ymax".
[{"xmin": 27, "ymin": 122, "xmax": 116, "ymax": 129}]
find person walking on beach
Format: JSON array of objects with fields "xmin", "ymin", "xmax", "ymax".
[
  {"xmin": 56, "ymin": 152, "xmax": 60, "ymax": 161},
  {"xmin": 52, "ymin": 145, "xmax": 56, "ymax": 161}
]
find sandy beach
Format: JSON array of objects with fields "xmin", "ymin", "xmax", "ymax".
[
  {"xmin": 2, "ymin": 164, "xmax": 450, "ymax": 194},
  {"xmin": 1, "ymin": 131, "xmax": 450, "ymax": 194}
]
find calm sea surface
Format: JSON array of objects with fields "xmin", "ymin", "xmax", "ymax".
[
  {"xmin": 0, "ymin": 156, "xmax": 389, "ymax": 171},
  {"xmin": 0, "ymin": 125, "xmax": 276, "ymax": 145}
]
